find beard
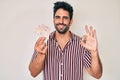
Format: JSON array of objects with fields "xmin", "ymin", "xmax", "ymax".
[{"xmin": 54, "ymin": 23, "xmax": 70, "ymax": 34}]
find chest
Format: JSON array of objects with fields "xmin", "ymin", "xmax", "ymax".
[
  {"xmin": 56, "ymin": 37, "xmax": 72, "ymax": 51},
  {"xmin": 48, "ymin": 40, "xmax": 84, "ymax": 62},
  {"xmin": 45, "ymin": 39, "xmax": 84, "ymax": 80}
]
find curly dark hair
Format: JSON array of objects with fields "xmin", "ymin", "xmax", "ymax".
[{"xmin": 53, "ymin": 1, "xmax": 73, "ymax": 20}]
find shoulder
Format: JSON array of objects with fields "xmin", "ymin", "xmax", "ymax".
[{"xmin": 71, "ymin": 32, "xmax": 82, "ymax": 41}]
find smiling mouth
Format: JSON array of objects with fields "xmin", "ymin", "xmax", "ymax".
[{"xmin": 58, "ymin": 25, "xmax": 65, "ymax": 29}]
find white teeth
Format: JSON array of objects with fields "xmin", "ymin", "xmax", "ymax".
[{"xmin": 58, "ymin": 25, "xmax": 64, "ymax": 29}]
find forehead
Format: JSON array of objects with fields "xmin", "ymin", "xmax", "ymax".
[{"xmin": 55, "ymin": 8, "xmax": 69, "ymax": 17}]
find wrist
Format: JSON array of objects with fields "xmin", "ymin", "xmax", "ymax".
[
  {"xmin": 90, "ymin": 49, "xmax": 98, "ymax": 54},
  {"xmin": 36, "ymin": 52, "xmax": 46, "ymax": 64},
  {"xmin": 35, "ymin": 50, "xmax": 46, "ymax": 55},
  {"xmin": 37, "ymin": 52, "xmax": 46, "ymax": 55}
]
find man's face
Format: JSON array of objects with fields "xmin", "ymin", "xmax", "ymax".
[{"xmin": 53, "ymin": 8, "xmax": 72, "ymax": 34}]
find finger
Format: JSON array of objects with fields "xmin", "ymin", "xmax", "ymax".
[
  {"xmin": 35, "ymin": 37, "xmax": 42, "ymax": 46},
  {"xmin": 39, "ymin": 37, "xmax": 46, "ymax": 45},
  {"xmin": 34, "ymin": 37, "xmax": 46, "ymax": 50},
  {"xmin": 93, "ymin": 29, "xmax": 97, "ymax": 38},
  {"xmin": 37, "ymin": 37, "xmax": 46, "ymax": 44},
  {"xmin": 90, "ymin": 26, "xmax": 93, "ymax": 37},
  {"xmin": 38, "ymin": 45, "xmax": 48, "ymax": 55},
  {"xmin": 85, "ymin": 25, "xmax": 89, "ymax": 35},
  {"xmin": 82, "ymin": 35, "xmax": 87, "ymax": 42},
  {"xmin": 80, "ymin": 40, "xmax": 86, "ymax": 48},
  {"xmin": 40, "ymin": 43, "xmax": 46, "ymax": 50},
  {"xmin": 34, "ymin": 46, "xmax": 41, "ymax": 53},
  {"xmin": 34, "ymin": 44, "xmax": 46, "ymax": 54},
  {"xmin": 42, "ymin": 46, "xmax": 48, "ymax": 54}
]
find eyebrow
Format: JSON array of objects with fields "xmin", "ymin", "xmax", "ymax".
[{"xmin": 54, "ymin": 15, "xmax": 69, "ymax": 19}]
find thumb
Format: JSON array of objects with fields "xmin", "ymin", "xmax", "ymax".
[{"xmin": 80, "ymin": 40, "xmax": 86, "ymax": 48}]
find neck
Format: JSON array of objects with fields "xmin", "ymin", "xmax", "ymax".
[
  {"xmin": 55, "ymin": 31, "xmax": 71, "ymax": 41},
  {"xmin": 55, "ymin": 31, "xmax": 71, "ymax": 50}
]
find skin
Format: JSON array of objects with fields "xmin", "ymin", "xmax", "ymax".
[
  {"xmin": 29, "ymin": 8, "xmax": 102, "ymax": 79},
  {"xmin": 80, "ymin": 25, "xmax": 103, "ymax": 79}
]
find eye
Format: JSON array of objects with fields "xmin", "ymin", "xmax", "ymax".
[
  {"xmin": 63, "ymin": 16, "xmax": 69, "ymax": 19},
  {"xmin": 55, "ymin": 16, "xmax": 60, "ymax": 19}
]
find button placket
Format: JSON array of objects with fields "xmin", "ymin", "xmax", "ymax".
[
  {"xmin": 58, "ymin": 56, "xmax": 63, "ymax": 80},
  {"xmin": 57, "ymin": 43, "xmax": 64, "ymax": 80},
  {"xmin": 59, "ymin": 61, "xmax": 63, "ymax": 80}
]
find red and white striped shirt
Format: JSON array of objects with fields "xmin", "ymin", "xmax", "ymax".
[{"xmin": 32, "ymin": 31, "xmax": 91, "ymax": 80}]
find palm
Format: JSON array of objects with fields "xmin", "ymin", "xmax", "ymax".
[{"xmin": 81, "ymin": 25, "xmax": 98, "ymax": 51}]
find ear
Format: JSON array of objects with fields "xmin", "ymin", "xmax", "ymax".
[
  {"xmin": 70, "ymin": 19, "xmax": 73, "ymax": 26},
  {"xmin": 53, "ymin": 17, "xmax": 55, "ymax": 23}
]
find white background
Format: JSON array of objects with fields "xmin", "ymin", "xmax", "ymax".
[{"xmin": 0, "ymin": 0, "xmax": 120, "ymax": 80}]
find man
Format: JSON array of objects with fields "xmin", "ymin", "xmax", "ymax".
[{"xmin": 29, "ymin": 1, "xmax": 102, "ymax": 80}]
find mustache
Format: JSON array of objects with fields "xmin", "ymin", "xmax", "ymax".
[{"xmin": 56, "ymin": 23, "xmax": 67, "ymax": 26}]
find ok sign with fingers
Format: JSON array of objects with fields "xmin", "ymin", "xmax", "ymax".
[
  {"xmin": 80, "ymin": 25, "xmax": 98, "ymax": 52},
  {"xmin": 34, "ymin": 37, "xmax": 48, "ymax": 55}
]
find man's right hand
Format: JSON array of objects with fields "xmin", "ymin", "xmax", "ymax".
[{"xmin": 34, "ymin": 37, "xmax": 47, "ymax": 55}]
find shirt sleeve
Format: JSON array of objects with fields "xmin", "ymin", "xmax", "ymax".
[{"xmin": 83, "ymin": 48, "xmax": 91, "ymax": 68}]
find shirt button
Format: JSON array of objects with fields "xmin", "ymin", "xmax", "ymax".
[
  {"xmin": 60, "ymin": 74, "xmax": 63, "ymax": 77},
  {"xmin": 61, "ymin": 63, "xmax": 63, "ymax": 65},
  {"xmin": 56, "ymin": 43, "xmax": 59, "ymax": 46},
  {"xmin": 61, "ymin": 52, "xmax": 63, "ymax": 55}
]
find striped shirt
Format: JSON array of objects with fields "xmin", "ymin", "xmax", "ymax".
[{"xmin": 32, "ymin": 31, "xmax": 91, "ymax": 80}]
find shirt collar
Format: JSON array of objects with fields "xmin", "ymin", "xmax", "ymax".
[{"xmin": 49, "ymin": 31, "xmax": 76, "ymax": 41}]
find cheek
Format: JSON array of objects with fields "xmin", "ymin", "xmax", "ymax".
[
  {"xmin": 53, "ymin": 19, "xmax": 58, "ymax": 24},
  {"xmin": 66, "ymin": 21, "xmax": 70, "ymax": 25},
  {"xmin": 65, "ymin": 21, "xmax": 71, "ymax": 25}
]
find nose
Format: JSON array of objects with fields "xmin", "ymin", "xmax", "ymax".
[{"xmin": 59, "ymin": 18, "xmax": 64, "ymax": 24}]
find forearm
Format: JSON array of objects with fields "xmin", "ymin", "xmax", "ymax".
[
  {"xmin": 88, "ymin": 50, "xmax": 103, "ymax": 79},
  {"xmin": 29, "ymin": 53, "xmax": 46, "ymax": 77}
]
